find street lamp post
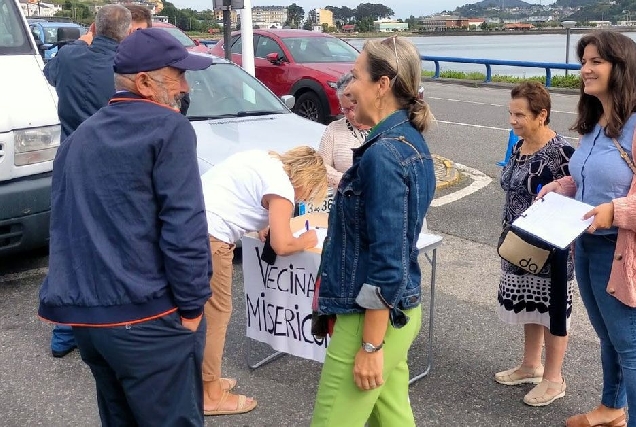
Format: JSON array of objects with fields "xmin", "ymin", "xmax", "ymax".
[{"xmin": 562, "ymin": 20, "xmax": 576, "ymax": 77}]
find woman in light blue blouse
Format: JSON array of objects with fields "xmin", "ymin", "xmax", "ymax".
[{"xmin": 539, "ymin": 31, "xmax": 636, "ymax": 427}]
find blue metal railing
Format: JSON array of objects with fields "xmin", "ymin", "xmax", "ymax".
[{"xmin": 421, "ymin": 56, "xmax": 581, "ymax": 87}]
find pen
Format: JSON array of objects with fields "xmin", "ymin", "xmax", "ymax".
[{"xmin": 305, "ymin": 219, "xmax": 309, "ymax": 232}]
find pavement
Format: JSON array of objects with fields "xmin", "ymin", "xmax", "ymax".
[{"xmin": 0, "ymin": 82, "xmax": 606, "ymax": 427}]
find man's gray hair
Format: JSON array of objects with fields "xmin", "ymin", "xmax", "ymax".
[
  {"xmin": 336, "ymin": 72, "xmax": 354, "ymax": 98},
  {"xmin": 95, "ymin": 4, "xmax": 132, "ymax": 43}
]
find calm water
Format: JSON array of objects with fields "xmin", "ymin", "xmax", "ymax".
[{"xmin": 346, "ymin": 32, "xmax": 636, "ymax": 77}]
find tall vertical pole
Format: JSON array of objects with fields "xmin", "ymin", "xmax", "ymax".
[
  {"xmin": 565, "ymin": 27, "xmax": 571, "ymax": 77},
  {"xmin": 240, "ymin": 0, "xmax": 255, "ymax": 76},
  {"xmin": 223, "ymin": 6, "xmax": 231, "ymax": 60}
]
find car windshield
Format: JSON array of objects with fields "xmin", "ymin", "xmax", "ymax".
[
  {"xmin": 186, "ymin": 61, "xmax": 289, "ymax": 119},
  {"xmin": 158, "ymin": 27, "xmax": 195, "ymax": 48},
  {"xmin": 0, "ymin": 0, "xmax": 32, "ymax": 55},
  {"xmin": 281, "ymin": 36, "xmax": 358, "ymax": 63}
]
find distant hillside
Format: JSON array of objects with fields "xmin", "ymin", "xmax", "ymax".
[
  {"xmin": 471, "ymin": 0, "xmax": 534, "ymax": 7},
  {"xmin": 455, "ymin": 0, "xmax": 535, "ymax": 17},
  {"xmin": 564, "ymin": 0, "xmax": 636, "ymax": 22},
  {"xmin": 553, "ymin": 0, "xmax": 600, "ymax": 6}
]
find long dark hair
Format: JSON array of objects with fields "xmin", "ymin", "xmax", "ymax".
[{"xmin": 571, "ymin": 31, "xmax": 636, "ymax": 138}]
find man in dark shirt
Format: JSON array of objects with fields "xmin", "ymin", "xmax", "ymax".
[
  {"xmin": 43, "ymin": 4, "xmax": 132, "ymax": 358},
  {"xmin": 44, "ymin": 4, "xmax": 132, "ymax": 141},
  {"xmin": 39, "ymin": 29, "xmax": 213, "ymax": 425}
]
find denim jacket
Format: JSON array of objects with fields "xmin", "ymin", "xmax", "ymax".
[{"xmin": 317, "ymin": 109, "xmax": 436, "ymax": 328}]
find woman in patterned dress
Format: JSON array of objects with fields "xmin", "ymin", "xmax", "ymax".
[
  {"xmin": 495, "ymin": 82, "xmax": 575, "ymax": 406},
  {"xmin": 318, "ymin": 72, "xmax": 371, "ymax": 189}
]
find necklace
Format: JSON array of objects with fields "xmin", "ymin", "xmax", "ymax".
[{"xmin": 346, "ymin": 119, "xmax": 369, "ymax": 144}]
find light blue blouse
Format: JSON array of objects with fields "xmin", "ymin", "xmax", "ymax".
[{"xmin": 569, "ymin": 114, "xmax": 636, "ymax": 234}]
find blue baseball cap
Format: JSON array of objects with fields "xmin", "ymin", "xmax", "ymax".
[{"xmin": 114, "ymin": 28, "xmax": 213, "ymax": 74}]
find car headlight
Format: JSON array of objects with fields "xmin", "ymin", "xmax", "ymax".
[
  {"xmin": 327, "ymin": 81, "xmax": 337, "ymax": 89},
  {"xmin": 14, "ymin": 125, "xmax": 61, "ymax": 166}
]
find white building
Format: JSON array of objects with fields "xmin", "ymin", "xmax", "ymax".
[
  {"xmin": 252, "ymin": 5, "xmax": 287, "ymax": 27},
  {"xmin": 19, "ymin": 0, "xmax": 62, "ymax": 17},
  {"xmin": 373, "ymin": 19, "xmax": 409, "ymax": 32}
]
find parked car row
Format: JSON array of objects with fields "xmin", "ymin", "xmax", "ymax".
[{"xmin": 1, "ymin": 0, "xmax": 340, "ymax": 255}]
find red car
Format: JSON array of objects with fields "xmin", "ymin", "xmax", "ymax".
[
  {"xmin": 210, "ymin": 29, "xmax": 358, "ymax": 124},
  {"xmin": 153, "ymin": 22, "xmax": 212, "ymax": 54}
]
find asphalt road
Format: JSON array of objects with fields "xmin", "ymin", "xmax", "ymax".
[{"xmin": 0, "ymin": 83, "xmax": 604, "ymax": 427}]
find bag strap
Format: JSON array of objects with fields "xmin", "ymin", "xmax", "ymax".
[{"xmin": 612, "ymin": 138, "xmax": 636, "ymax": 175}]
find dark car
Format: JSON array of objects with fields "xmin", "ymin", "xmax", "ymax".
[{"xmin": 210, "ymin": 29, "xmax": 358, "ymax": 124}]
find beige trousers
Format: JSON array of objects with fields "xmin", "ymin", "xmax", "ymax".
[{"xmin": 202, "ymin": 236, "xmax": 235, "ymax": 383}]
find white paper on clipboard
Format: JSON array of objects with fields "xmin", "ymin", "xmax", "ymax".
[{"xmin": 512, "ymin": 192, "xmax": 595, "ymax": 249}]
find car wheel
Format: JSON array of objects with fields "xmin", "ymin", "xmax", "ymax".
[{"xmin": 293, "ymin": 91, "xmax": 326, "ymax": 123}]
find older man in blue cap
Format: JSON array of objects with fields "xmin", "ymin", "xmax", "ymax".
[{"xmin": 39, "ymin": 29, "xmax": 214, "ymax": 426}]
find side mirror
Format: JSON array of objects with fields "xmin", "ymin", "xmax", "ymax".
[
  {"xmin": 57, "ymin": 27, "xmax": 80, "ymax": 43},
  {"xmin": 193, "ymin": 39, "xmax": 200, "ymax": 46},
  {"xmin": 281, "ymin": 94, "xmax": 295, "ymax": 109},
  {"xmin": 266, "ymin": 52, "xmax": 282, "ymax": 64},
  {"xmin": 35, "ymin": 37, "xmax": 45, "ymax": 58}
]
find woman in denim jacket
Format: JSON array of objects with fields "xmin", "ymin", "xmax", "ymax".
[{"xmin": 311, "ymin": 36, "xmax": 436, "ymax": 427}]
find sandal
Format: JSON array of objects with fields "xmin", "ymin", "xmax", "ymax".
[
  {"xmin": 494, "ymin": 365, "xmax": 544, "ymax": 385},
  {"xmin": 220, "ymin": 377, "xmax": 237, "ymax": 391},
  {"xmin": 566, "ymin": 412, "xmax": 627, "ymax": 427},
  {"xmin": 203, "ymin": 390, "xmax": 257, "ymax": 416},
  {"xmin": 523, "ymin": 378, "xmax": 566, "ymax": 406}
]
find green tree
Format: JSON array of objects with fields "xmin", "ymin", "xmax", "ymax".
[
  {"xmin": 354, "ymin": 3, "xmax": 394, "ymax": 21},
  {"xmin": 355, "ymin": 16, "xmax": 374, "ymax": 32},
  {"xmin": 302, "ymin": 19, "xmax": 313, "ymax": 30},
  {"xmin": 406, "ymin": 14, "xmax": 418, "ymax": 30},
  {"xmin": 286, "ymin": 3, "xmax": 304, "ymax": 29}
]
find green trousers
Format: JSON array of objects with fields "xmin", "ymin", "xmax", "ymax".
[{"xmin": 311, "ymin": 306, "xmax": 422, "ymax": 427}]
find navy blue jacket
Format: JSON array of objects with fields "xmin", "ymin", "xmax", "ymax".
[
  {"xmin": 318, "ymin": 110, "xmax": 436, "ymax": 327},
  {"xmin": 44, "ymin": 36, "xmax": 118, "ymax": 140},
  {"xmin": 39, "ymin": 92, "xmax": 212, "ymax": 325}
]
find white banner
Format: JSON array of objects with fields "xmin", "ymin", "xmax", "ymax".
[{"xmin": 241, "ymin": 236, "xmax": 328, "ymax": 363}]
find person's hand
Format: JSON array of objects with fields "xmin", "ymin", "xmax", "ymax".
[
  {"xmin": 180, "ymin": 314, "xmax": 202, "ymax": 332},
  {"xmin": 258, "ymin": 227, "xmax": 269, "ymax": 242},
  {"xmin": 536, "ymin": 181, "xmax": 561, "ymax": 199},
  {"xmin": 78, "ymin": 22, "xmax": 95, "ymax": 45},
  {"xmin": 353, "ymin": 348, "xmax": 384, "ymax": 391},
  {"xmin": 298, "ymin": 229, "xmax": 318, "ymax": 249},
  {"xmin": 583, "ymin": 202, "xmax": 614, "ymax": 233}
]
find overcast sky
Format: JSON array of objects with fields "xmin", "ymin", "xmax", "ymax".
[{"xmin": 168, "ymin": 1, "xmax": 529, "ymax": 19}]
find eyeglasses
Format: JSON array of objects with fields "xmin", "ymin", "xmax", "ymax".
[
  {"xmin": 340, "ymin": 106, "xmax": 354, "ymax": 114},
  {"xmin": 390, "ymin": 36, "xmax": 399, "ymax": 87}
]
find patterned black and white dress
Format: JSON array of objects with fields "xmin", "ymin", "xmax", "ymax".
[{"xmin": 498, "ymin": 135, "xmax": 575, "ymax": 330}]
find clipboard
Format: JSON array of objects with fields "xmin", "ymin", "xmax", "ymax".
[{"xmin": 511, "ymin": 192, "xmax": 594, "ymax": 249}]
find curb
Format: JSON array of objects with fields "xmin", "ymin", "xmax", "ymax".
[
  {"xmin": 421, "ymin": 77, "xmax": 579, "ymax": 95},
  {"xmin": 433, "ymin": 155, "xmax": 461, "ymax": 190}
]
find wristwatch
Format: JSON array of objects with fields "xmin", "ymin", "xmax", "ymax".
[{"xmin": 361, "ymin": 341, "xmax": 384, "ymax": 353}]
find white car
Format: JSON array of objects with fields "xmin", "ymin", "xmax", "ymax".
[
  {"xmin": 186, "ymin": 56, "xmax": 333, "ymax": 222},
  {"xmin": 185, "ymin": 55, "xmax": 327, "ymax": 176}
]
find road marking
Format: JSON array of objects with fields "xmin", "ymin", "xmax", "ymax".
[
  {"xmin": 428, "ymin": 96, "xmax": 503, "ymax": 108},
  {"xmin": 434, "ymin": 119, "xmax": 578, "ymax": 141},
  {"xmin": 431, "ymin": 163, "xmax": 492, "ymax": 207},
  {"xmin": 427, "ymin": 96, "xmax": 576, "ymax": 114},
  {"xmin": 0, "ymin": 267, "xmax": 48, "ymax": 283}
]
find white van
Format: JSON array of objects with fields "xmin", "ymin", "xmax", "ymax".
[{"xmin": 0, "ymin": 0, "xmax": 60, "ymax": 255}]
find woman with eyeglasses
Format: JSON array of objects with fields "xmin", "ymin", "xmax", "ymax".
[
  {"xmin": 311, "ymin": 36, "xmax": 436, "ymax": 427},
  {"xmin": 318, "ymin": 72, "xmax": 372, "ymax": 189}
]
